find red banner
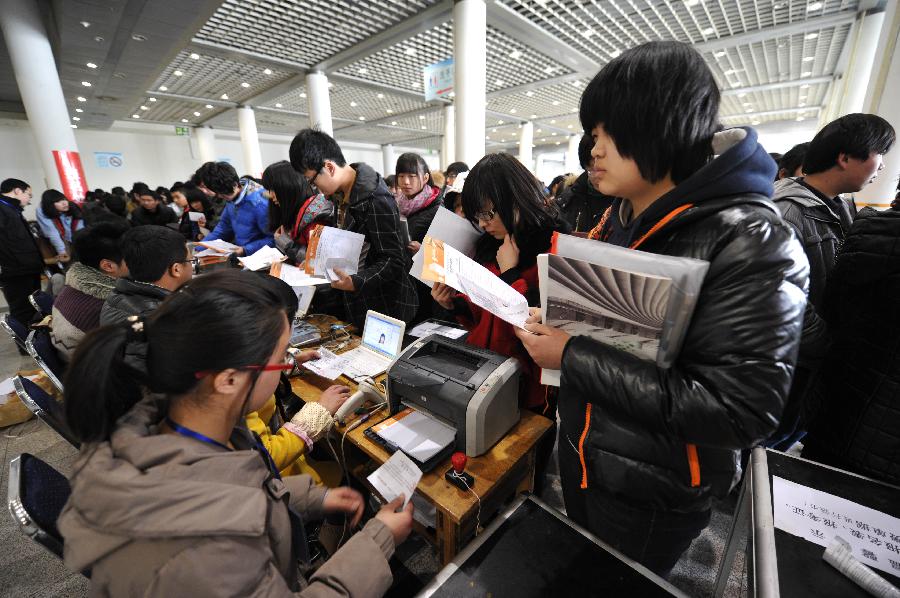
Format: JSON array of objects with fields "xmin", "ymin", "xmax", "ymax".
[{"xmin": 52, "ymin": 150, "xmax": 88, "ymax": 202}]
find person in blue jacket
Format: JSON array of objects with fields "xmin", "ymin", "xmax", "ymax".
[
  {"xmin": 193, "ymin": 161, "xmax": 273, "ymax": 255},
  {"xmin": 36, "ymin": 189, "xmax": 85, "ymax": 263}
]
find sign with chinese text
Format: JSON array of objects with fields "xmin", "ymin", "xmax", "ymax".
[
  {"xmin": 773, "ymin": 475, "xmax": 900, "ymax": 577},
  {"xmin": 52, "ymin": 150, "xmax": 88, "ymax": 202},
  {"xmin": 424, "ymin": 58, "xmax": 453, "ymax": 102},
  {"xmin": 94, "ymin": 151, "xmax": 124, "ymax": 169}
]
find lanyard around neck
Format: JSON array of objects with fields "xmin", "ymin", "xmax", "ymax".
[{"xmin": 165, "ymin": 417, "xmax": 232, "ymax": 451}]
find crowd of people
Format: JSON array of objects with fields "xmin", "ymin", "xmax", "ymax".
[{"xmin": 0, "ymin": 39, "xmax": 898, "ymax": 595}]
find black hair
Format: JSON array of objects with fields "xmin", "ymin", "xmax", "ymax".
[
  {"xmin": 179, "ymin": 183, "xmax": 208, "ymax": 208},
  {"xmin": 577, "ymin": 134, "xmax": 594, "ymax": 169},
  {"xmin": 444, "ymin": 162, "xmax": 469, "ymax": 177},
  {"xmin": 194, "ymin": 161, "xmax": 240, "ymax": 195},
  {"xmin": 579, "ymin": 41, "xmax": 720, "ymax": 184},
  {"xmin": 395, "ymin": 152, "xmax": 429, "ymax": 177},
  {"xmin": 71, "ymin": 221, "xmax": 129, "ymax": 270},
  {"xmin": 768, "ymin": 152, "xmax": 783, "ymax": 162},
  {"xmin": 64, "ymin": 269, "xmax": 288, "ymax": 443},
  {"xmin": 262, "ymin": 160, "xmax": 315, "ymax": 233},
  {"xmin": 105, "ymin": 194, "xmax": 127, "ymax": 217},
  {"xmin": 461, "ymin": 153, "xmax": 560, "ymax": 268},
  {"xmin": 548, "ymin": 175, "xmax": 567, "ymax": 197},
  {"xmin": 1, "ymin": 178, "xmax": 29, "ymax": 194},
  {"xmin": 289, "ymin": 129, "xmax": 347, "ymax": 174},
  {"xmin": 138, "ymin": 190, "xmax": 161, "ymax": 202},
  {"xmin": 254, "ymin": 271, "xmax": 299, "ymax": 322},
  {"xmin": 111, "ymin": 186, "xmax": 126, "ymax": 195},
  {"xmin": 131, "ymin": 182, "xmax": 150, "ymax": 196},
  {"xmin": 778, "ymin": 143, "xmax": 810, "ymax": 178},
  {"xmin": 384, "ymin": 174, "xmax": 396, "ymax": 188},
  {"xmin": 803, "ymin": 113, "xmax": 896, "ymax": 175},
  {"xmin": 40, "ymin": 189, "xmax": 83, "ymax": 220},
  {"xmin": 120, "ymin": 225, "xmax": 189, "ymax": 283}
]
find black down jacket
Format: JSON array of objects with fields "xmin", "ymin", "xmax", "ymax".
[
  {"xmin": 559, "ymin": 128, "xmax": 809, "ymax": 513},
  {"xmin": 801, "ymin": 209, "xmax": 900, "ymax": 485},
  {"xmin": 99, "ymin": 278, "xmax": 170, "ymax": 325}
]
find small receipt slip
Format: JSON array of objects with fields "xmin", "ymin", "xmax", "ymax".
[
  {"xmin": 367, "ymin": 450, "xmax": 422, "ymax": 509},
  {"xmin": 301, "ymin": 347, "xmax": 349, "ymax": 380},
  {"xmin": 371, "ymin": 407, "xmax": 456, "ymax": 463}
]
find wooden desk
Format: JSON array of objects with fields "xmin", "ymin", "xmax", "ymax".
[{"xmin": 289, "ymin": 333, "xmax": 553, "ymax": 564}]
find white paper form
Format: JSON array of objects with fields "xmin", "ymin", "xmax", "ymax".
[
  {"xmin": 372, "ymin": 408, "xmax": 456, "ymax": 463},
  {"xmin": 773, "ymin": 475, "xmax": 900, "ymax": 577},
  {"xmin": 422, "ymin": 237, "xmax": 529, "ymax": 329},
  {"xmin": 238, "ymin": 246, "xmax": 286, "ymax": 271},
  {"xmin": 367, "ymin": 450, "xmax": 423, "ymax": 508},
  {"xmin": 308, "ymin": 227, "xmax": 365, "ymax": 278},
  {"xmin": 408, "ymin": 321, "xmax": 467, "ymax": 339},
  {"xmin": 410, "ymin": 207, "xmax": 483, "ymax": 288},
  {"xmin": 195, "ymin": 239, "xmax": 240, "ymax": 255},
  {"xmin": 279, "ymin": 263, "xmax": 329, "ymax": 287},
  {"xmin": 188, "ymin": 211, "xmax": 205, "ymax": 222},
  {"xmin": 301, "ymin": 348, "xmax": 350, "ymax": 380}
]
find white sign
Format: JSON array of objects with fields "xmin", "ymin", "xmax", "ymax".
[
  {"xmin": 95, "ymin": 152, "xmax": 124, "ymax": 169},
  {"xmin": 424, "ymin": 58, "xmax": 453, "ymax": 102},
  {"xmin": 773, "ymin": 475, "xmax": 900, "ymax": 577}
]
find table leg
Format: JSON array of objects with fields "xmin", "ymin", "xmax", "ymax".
[{"xmin": 435, "ymin": 507, "xmax": 461, "ymax": 566}]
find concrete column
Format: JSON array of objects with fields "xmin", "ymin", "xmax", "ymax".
[
  {"xmin": 453, "ymin": 0, "xmax": 486, "ymax": 167},
  {"xmin": 381, "ymin": 144, "xmax": 394, "ymax": 178},
  {"xmin": 442, "ymin": 105, "xmax": 455, "ymax": 167},
  {"xmin": 305, "ymin": 71, "xmax": 333, "ymax": 137},
  {"xmin": 856, "ymin": 23, "xmax": 900, "ymax": 209},
  {"xmin": 837, "ymin": 11, "xmax": 886, "ymax": 116},
  {"xmin": 195, "ymin": 125, "xmax": 216, "ymax": 164},
  {"xmin": 237, "ymin": 106, "xmax": 263, "ymax": 178},
  {"xmin": 518, "ymin": 122, "xmax": 534, "ymax": 172},
  {"xmin": 0, "ymin": 0, "xmax": 86, "ymax": 198},
  {"xmin": 565, "ymin": 134, "xmax": 581, "ymax": 173}
]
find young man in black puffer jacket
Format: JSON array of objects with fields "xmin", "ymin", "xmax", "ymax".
[{"xmin": 517, "ymin": 41, "xmax": 809, "ymax": 577}]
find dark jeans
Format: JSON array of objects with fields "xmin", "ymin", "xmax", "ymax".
[
  {"xmin": 1, "ymin": 273, "xmax": 40, "ymax": 325},
  {"xmin": 559, "ymin": 439, "xmax": 710, "ymax": 578}
]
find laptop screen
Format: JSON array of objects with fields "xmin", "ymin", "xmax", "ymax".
[{"xmin": 361, "ymin": 312, "xmax": 405, "ymax": 359}]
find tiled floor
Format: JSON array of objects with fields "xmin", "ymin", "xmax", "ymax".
[{"xmin": 0, "ymin": 323, "xmax": 748, "ymax": 597}]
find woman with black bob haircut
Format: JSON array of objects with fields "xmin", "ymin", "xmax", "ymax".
[
  {"xmin": 36, "ymin": 189, "xmax": 84, "ymax": 263},
  {"xmin": 433, "ymin": 152, "xmax": 566, "ymax": 415},
  {"xmin": 514, "ymin": 40, "xmax": 809, "ymax": 576},
  {"xmin": 393, "ymin": 152, "xmax": 442, "ymax": 254},
  {"xmin": 58, "ymin": 269, "xmax": 413, "ymax": 596},
  {"xmin": 263, "ymin": 160, "xmax": 333, "ymax": 264}
]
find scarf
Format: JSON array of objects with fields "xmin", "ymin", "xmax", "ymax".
[{"xmin": 395, "ymin": 185, "xmax": 438, "ymax": 217}]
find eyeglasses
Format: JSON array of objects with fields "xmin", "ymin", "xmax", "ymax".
[
  {"xmin": 306, "ymin": 169, "xmax": 321, "ymax": 187},
  {"xmin": 193, "ymin": 352, "xmax": 296, "ymax": 379},
  {"xmin": 475, "ymin": 208, "xmax": 497, "ymax": 222}
]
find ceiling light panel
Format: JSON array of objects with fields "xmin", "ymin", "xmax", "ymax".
[
  {"xmin": 487, "ymin": 77, "xmax": 589, "ymax": 121},
  {"xmin": 195, "ymin": 0, "xmax": 444, "ymax": 66},
  {"xmin": 720, "ymin": 81, "xmax": 829, "ymax": 121},
  {"xmin": 337, "ymin": 22, "xmax": 571, "ymax": 94},
  {"xmin": 135, "ymin": 98, "xmax": 208, "ymax": 122}
]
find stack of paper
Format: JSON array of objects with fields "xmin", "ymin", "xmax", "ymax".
[
  {"xmin": 370, "ymin": 407, "xmax": 456, "ymax": 463},
  {"xmin": 410, "ymin": 207, "xmax": 483, "ymax": 288},
  {"xmin": 194, "ymin": 239, "xmax": 240, "ymax": 257},
  {"xmin": 304, "ymin": 226, "xmax": 365, "ymax": 278},
  {"xmin": 238, "ymin": 245, "xmax": 286, "ymax": 271},
  {"xmin": 421, "ymin": 236, "xmax": 529, "ymax": 329}
]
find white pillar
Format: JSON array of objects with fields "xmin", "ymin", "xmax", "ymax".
[
  {"xmin": 195, "ymin": 125, "xmax": 216, "ymax": 164},
  {"xmin": 518, "ymin": 122, "xmax": 534, "ymax": 172},
  {"xmin": 453, "ymin": 0, "xmax": 486, "ymax": 167},
  {"xmin": 306, "ymin": 71, "xmax": 333, "ymax": 137},
  {"xmin": 0, "ymin": 0, "xmax": 86, "ymax": 198},
  {"xmin": 565, "ymin": 134, "xmax": 581, "ymax": 173},
  {"xmin": 856, "ymin": 23, "xmax": 900, "ymax": 209},
  {"xmin": 442, "ymin": 105, "xmax": 455, "ymax": 167},
  {"xmin": 237, "ymin": 106, "xmax": 263, "ymax": 178},
  {"xmin": 837, "ymin": 11, "xmax": 886, "ymax": 116},
  {"xmin": 381, "ymin": 144, "xmax": 394, "ymax": 177}
]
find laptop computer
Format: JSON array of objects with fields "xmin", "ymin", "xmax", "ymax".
[{"xmin": 341, "ymin": 310, "xmax": 407, "ymax": 380}]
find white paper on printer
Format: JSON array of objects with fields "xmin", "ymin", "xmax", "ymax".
[
  {"xmin": 409, "ymin": 321, "xmax": 466, "ymax": 340},
  {"xmin": 310, "ymin": 227, "xmax": 365, "ymax": 278},
  {"xmin": 411, "ymin": 207, "xmax": 482, "ymax": 288},
  {"xmin": 301, "ymin": 347, "xmax": 349, "ymax": 380},
  {"xmin": 196, "ymin": 239, "xmax": 240, "ymax": 254},
  {"xmin": 279, "ymin": 263, "xmax": 329, "ymax": 287},
  {"xmin": 374, "ymin": 408, "xmax": 456, "ymax": 463},
  {"xmin": 367, "ymin": 450, "xmax": 422, "ymax": 509},
  {"xmin": 238, "ymin": 246, "xmax": 286, "ymax": 271},
  {"xmin": 422, "ymin": 237, "xmax": 529, "ymax": 330}
]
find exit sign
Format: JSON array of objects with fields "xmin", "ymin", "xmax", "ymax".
[{"xmin": 174, "ymin": 126, "xmax": 190, "ymax": 136}]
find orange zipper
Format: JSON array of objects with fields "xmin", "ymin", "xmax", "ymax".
[
  {"xmin": 686, "ymin": 444, "xmax": 701, "ymax": 487},
  {"xmin": 578, "ymin": 404, "xmax": 592, "ymax": 489}
]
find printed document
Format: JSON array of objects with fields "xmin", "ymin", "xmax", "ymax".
[
  {"xmin": 422, "ymin": 236, "xmax": 529, "ymax": 329},
  {"xmin": 304, "ymin": 226, "xmax": 365, "ymax": 278},
  {"xmin": 301, "ymin": 348, "xmax": 349, "ymax": 380},
  {"xmin": 367, "ymin": 450, "xmax": 422, "ymax": 509},
  {"xmin": 195, "ymin": 239, "xmax": 240, "ymax": 254},
  {"xmin": 409, "ymin": 321, "xmax": 467, "ymax": 340},
  {"xmin": 410, "ymin": 207, "xmax": 482, "ymax": 288},
  {"xmin": 238, "ymin": 246, "xmax": 286, "ymax": 271},
  {"xmin": 274, "ymin": 263, "xmax": 329, "ymax": 287},
  {"xmin": 371, "ymin": 407, "xmax": 456, "ymax": 463}
]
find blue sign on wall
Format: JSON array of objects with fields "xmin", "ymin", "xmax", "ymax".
[
  {"xmin": 95, "ymin": 151, "xmax": 124, "ymax": 169},
  {"xmin": 424, "ymin": 58, "xmax": 454, "ymax": 101}
]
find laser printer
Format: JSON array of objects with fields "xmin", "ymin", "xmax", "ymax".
[{"xmin": 385, "ymin": 334, "xmax": 521, "ymax": 457}]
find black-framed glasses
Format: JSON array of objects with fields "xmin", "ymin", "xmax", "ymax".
[
  {"xmin": 475, "ymin": 208, "xmax": 497, "ymax": 222},
  {"xmin": 306, "ymin": 169, "xmax": 321, "ymax": 187}
]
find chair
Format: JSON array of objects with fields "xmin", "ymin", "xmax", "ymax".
[
  {"xmin": 28, "ymin": 291, "xmax": 54, "ymax": 318},
  {"xmin": 1, "ymin": 313, "xmax": 28, "ymax": 351},
  {"xmin": 25, "ymin": 329, "xmax": 64, "ymax": 393},
  {"xmin": 7, "ymin": 453, "xmax": 71, "ymax": 559},
  {"xmin": 13, "ymin": 376, "xmax": 78, "ymax": 448}
]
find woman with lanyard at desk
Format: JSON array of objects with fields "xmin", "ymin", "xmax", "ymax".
[
  {"xmin": 264, "ymin": 160, "xmax": 334, "ymax": 265},
  {"xmin": 58, "ymin": 269, "xmax": 413, "ymax": 597}
]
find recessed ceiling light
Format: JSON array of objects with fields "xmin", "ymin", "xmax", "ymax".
[
  {"xmin": 745, "ymin": 108, "xmax": 753, "ymax": 113},
  {"xmin": 240, "ymin": 82, "xmax": 250, "ymax": 88},
  {"xmin": 567, "ymin": 124, "xmax": 573, "ymax": 128},
  {"xmin": 149, "ymin": 97, "xmax": 157, "ymax": 102},
  {"xmin": 551, "ymin": 132, "xmax": 557, "ymax": 136},
  {"xmin": 536, "ymin": 128, "xmax": 542, "ymax": 133},
  {"xmin": 685, "ymin": 0, "xmax": 701, "ymax": 6},
  {"xmin": 391, "ymin": 121, "xmax": 397, "ymax": 126},
  {"xmin": 799, "ymin": 102, "xmax": 807, "ymax": 107},
  {"xmin": 190, "ymin": 53, "xmax": 200, "ymax": 59},
  {"xmin": 805, "ymin": 33, "xmax": 819, "ymax": 40},
  {"xmin": 550, "ymin": 119, "xmax": 556, "ymax": 124},
  {"xmin": 802, "ymin": 71, "xmax": 813, "ymax": 76},
  {"xmin": 530, "ymin": 114, "xmax": 537, "ymax": 119},
  {"xmin": 193, "ymin": 111, "xmax": 201, "ymax": 117},
  {"xmin": 419, "ymin": 115, "xmax": 426, "ymax": 120},
  {"xmin": 509, "ymin": 50, "xmax": 522, "ymax": 59},
  {"xmin": 81, "ymin": 81, "xmax": 91, "ymax": 87},
  {"xmin": 174, "ymin": 70, "xmax": 183, "ymax": 76},
  {"xmin": 358, "ymin": 68, "xmax": 367, "ymax": 75},
  {"xmin": 412, "ymin": 81, "xmax": 420, "ymax": 88},
  {"xmin": 421, "ymin": 126, "xmax": 427, "ymax": 130},
  {"xmin": 327, "ymin": 82, "xmax": 334, "ymax": 88},
  {"xmin": 543, "ymin": 66, "xmax": 556, "ymax": 75},
  {"xmin": 495, "ymin": 79, "xmax": 504, "ymax": 86},
  {"xmin": 131, "ymin": 33, "xmax": 147, "ymax": 42},
  {"xmin": 140, "ymin": 105, "xmax": 148, "ymax": 110},
  {"xmin": 800, "ymin": 84, "xmax": 810, "ymax": 89},
  {"xmin": 492, "ymin": 128, "xmax": 497, "ymax": 133},
  {"xmin": 510, "ymin": 108, "xmax": 517, "ymax": 114},
  {"xmin": 714, "ymin": 50, "xmax": 727, "ymax": 58},
  {"xmin": 552, "ymin": 100, "xmax": 560, "ymax": 106},
  {"xmin": 743, "ymin": 102, "xmax": 752, "ymax": 107},
  {"xmin": 498, "ymin": 120, "xmax": 504, "ymax": 124},
  {"xmin": 72, "ymin": 116, "xmax": 80, "ymax": 121},
  {"xmin": 556, "ymin": 141, "xmax": 561, "ymax": 146},
  {"xmin": 350, "ymin": 101, "xmax": 357, "ymax": 107},
  {"xmin": 609, "ymin": 49, "xmax": 622, "ymax": 58},
  {"xmin": 300, "ymin": 92, "xmax": 307, "ymax": 98},
  {"xmin": 404, "ymin": 47, "xmax": 416, "ymax": 56},
  {"xmin": 86, "ymin": 62, "xmax": 97, "ymax": 69},
  {"xmin": 802, "ymin": 56, "xmax": 815, "ymax": 62},
  {"xmin": 132, "ymin": 114, "xmax": 140, "ymax": 119},
  {"xmin": 358, "ymin": 116, "xmax": 366, "ymax": 121},
  {"xmin": 526, "ymin": 91, "xmax": 534, "ymax": 97},
  {"xmin": 582, "ymin": 28, "xmax": 596, "ymax": 38},
  {"xmin": 263, "ymin": 68, "xmax": 272, "ymax": 75},
  {"xmin": 724, "ymin": 69, "xmax": 741, "ymax": 75},
  {"xmin": 386, "ymin": 108, "xmax": 393, "ymax": 114},
  {"xmin": 572, "ymin": 81, "xmax": 582, "ymax": 86},
  {"xmin": 159, "ymin": 85, "xmax": 168, "ymax": 91},
  {"xmin": 807, "ymin": 2, "xmax": 823, "ymax": 11},
  {"xmin": 205, "ymin": 104, "xmax": 213, "ymax": 109},
  {"xmin": 796, "ymin": 116, "xmax": 805, "ymax": 121},
  {"xmin": 220, "ymin": 93, "xmax": 228, "ymax": 99},
  {"xmin": 752, "ymin": 120, "xmax": 761, "ymax": 125},
  {"xmin": 94, "ymin": 36, "xmax": 104, "ymax": 43},
  {"xmin": 738, "ymin": 92, "xmax": 747, "ymax": 98},
  {"xmin": 702, "ymin": 27, "xmax": 715, "ymax": 36},
  {"xmin": 275, "ymin": 103, "xmax": 282, "ymax": 108},
  {"xmin": 80, "ymin": 21, "xmax": 90, "ymax": 28},
  {"xmin": 77, "ymin": 96, "xmax": 86, "ymax": 102},
  {"xmin": 501, "ymin": 139, "xmax": 506, "ymax": 143},
  {"xmin": 181, "ymin": 118, "xmax": 189, "ymax": 123},
  {"xmin": 71, "ymin": 124, "xmax": 77, "ymax": 128},
  {"xmin": 75, "ymin": 108, "xmax": 83, "ymax": 113},
  {"xmin": 377, "ymin": 93, "xmax": 384, "ymax": 99}
]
